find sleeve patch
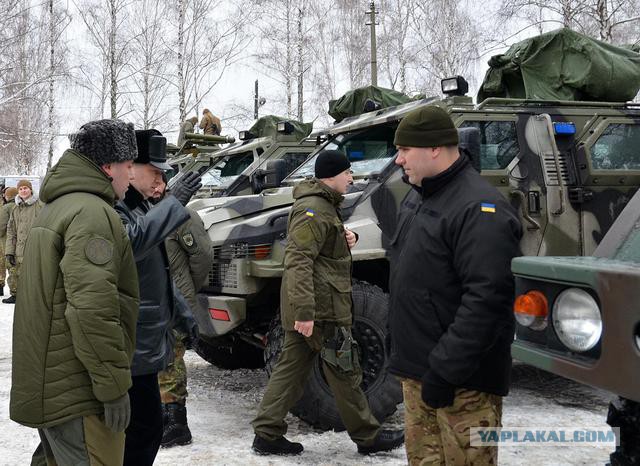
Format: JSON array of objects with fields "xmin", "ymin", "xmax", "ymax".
[
  {"xmin": 85, "ymin": 237, "xmax": 113, "ymax": 265},
  {"xmin": 305, "ymin": 209, "xmax": 315, "ymax": 217},
  {"xmin": 181, "ymin": 232, "xmax": 195, "ymax": 247},
  {"xmin": 290, "ymin": 222, "xmax": 316, "ymax": 248},
  {"xmin": 480, "ymin": 202, "xmax": 496, "ymax": 213}
]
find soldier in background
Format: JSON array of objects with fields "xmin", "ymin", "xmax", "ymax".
[
  {"xmin": 177, "ymin": 116, "xmax": 198, "ymax": 147},
  {"xmin": 4, "ymin": 180, "xmax": 42, "ymax": 304},
  {"xmin": 0, "ymin": 187, "xmax": 17, "ymax": 297},
  {"xmin": 199, "ymin": 108, "xmax": 221, "ymax": 136},
  {"xmin": 251, "ymin": 150, "xmax": 404, "ymax": 456},
  {"xmin": 389, "ymin": 106, "xmax": 522, "ymax": 465},
  {"xmin": 151, "ymin": 176, "xmax": 214, "ymax": 448}
]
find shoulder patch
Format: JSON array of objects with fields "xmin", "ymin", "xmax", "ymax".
[
  {"xmin": 182, "ymin": 232, "xmax": 195, "ymax": 247},
  {"xmin": 305, "ymin": 209, "xmax": 315, "ymax": 218},
  {"xmin": 480, "ymin": 202, "xmax": 496, "ymax": 213},
  {"xmin": 85, "ymin": 237, "xmax": 113, "ymax": 265},
  {"xmin": 290, "ymin": 222, "xmax": 316, "ymax": 248}
]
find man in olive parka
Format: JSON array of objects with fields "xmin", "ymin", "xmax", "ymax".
[
  {"xmin": 10, "ymin": 119, "xmax": 140, "ymax": 465},
  {"xmin": 251, "ymin": 150, "xmax": 404, "ymax": 456}
]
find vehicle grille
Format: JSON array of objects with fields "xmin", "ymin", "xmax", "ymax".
[{"xmin": 208, "ymin": 261, "xmax": 238, "ymax": 289}]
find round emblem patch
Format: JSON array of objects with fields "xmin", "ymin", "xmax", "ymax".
[
  {"xmin": 85, "ymin": 237, "xmax": 113, "ymax": 265},
  {"xmin": 182, "ymin": 233, "xmax": 195, "ymax": 247}
]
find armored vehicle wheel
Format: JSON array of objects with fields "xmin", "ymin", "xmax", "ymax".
[
  {"xmin": 264, "ymin": 280, "xmax": 402, "ymax": 431},
  {"xmin": 193, "ymin": 335, "xmax": 265, "ymax": 370}
]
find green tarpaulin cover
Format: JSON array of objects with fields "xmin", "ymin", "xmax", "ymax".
[
  {"xmin": 477, "ymin": 28, "xmax": 640, "ymax": 102},
  {"xmin": 329, "ymin": 85, "xmax": 413, "ymax": 122},
  {"xmin": 249, "ymin": 115, "xmax": 313, "ymax": 140}
]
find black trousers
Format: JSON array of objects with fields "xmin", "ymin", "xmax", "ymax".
[{"xmin": 124, "ymin": 373, "xmax": 163, "ymax": 466}]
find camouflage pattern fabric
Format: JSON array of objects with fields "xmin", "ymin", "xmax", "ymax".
[
  {"xmin": 8, "ymin": 262, "xmax": 20, "ymax": 296},
  {"xmin": 158, "ymin": 335, "xmax": 187, "ymax": 404},
  {"xmin": 0, "ymin": 241, "xmax": 5, "ymax": 287},
  {"xmin": 401, "ymin": 378, "xmax": 502, "ymax": 466}
]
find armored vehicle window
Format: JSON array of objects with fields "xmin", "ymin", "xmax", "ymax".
[
  {"xmin": 591, "ymin": 124, "xmax": 640, "ymax": 170},
  {"xmin": 460, "ymin": 121, "xmax": 519, "ymax": 170},
  {"xmin": 201, "ymin": 151, "xmax": 254, "ymax": 188},
  {"xmin": 287, "ymin": 125, "xmax": 397, "ymax": 180},
  {"xmin": 281, "ymin": 151, "xmax": 311, "ymax": 177}
]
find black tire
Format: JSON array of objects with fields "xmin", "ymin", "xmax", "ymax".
[
  {"xmin": 194, "ymin": 334, "xmax": 265, "ymax": 370},
  {"xmin": 264, "ymin": 280, "xmax": 402, "ymax": 431}
]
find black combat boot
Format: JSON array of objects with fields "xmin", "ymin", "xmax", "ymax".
[
  {"xmin": 357, "ymin": 429, "xmax": 405, "ymax": 455},
  {"xmin": 2, "ymin": 295, "xmax": 16, "ymax": 304},
  {"xmin": 160, "ymin": 402, "xmax": 192, "ymax": 448},
  {"xmin": 252, "ymin": 435, "xmax": 303, "ymax": 456}
]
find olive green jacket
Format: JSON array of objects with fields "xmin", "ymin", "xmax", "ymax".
[
  {"xmin": 280, "ymin": 179, "xmax": 353, "ymax": 330},
  {"xmin": 166, "ymin": 207, "xmax": 214, "ymax": 311},
  {"xmin": 10, "ymin": 149, "xmax": 140, "ymax": 428},
  {"xmin": 0, "ymin": 202, "xmax": 15, "ymax": 242},
  {"xmin": 5, "ymin": 194, "xmax": 42, "ymax": 261}
]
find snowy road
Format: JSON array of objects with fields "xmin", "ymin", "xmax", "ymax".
[{"xmin": 0, "ymin": 298, "xmax": 615, "ymax": 465}]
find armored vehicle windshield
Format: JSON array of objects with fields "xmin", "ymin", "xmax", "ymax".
[
  {"xmin": 200, "ymin": 150, "xmax": 254, "ymax": 191},
  {"xmin": 285, "ymin": 125, "xmax": 397, "ymax": 181}
]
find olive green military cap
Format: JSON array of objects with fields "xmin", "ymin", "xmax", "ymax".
[{"xmin": 394, "ymin": 106, "xmax": 458, "ymax": 148}]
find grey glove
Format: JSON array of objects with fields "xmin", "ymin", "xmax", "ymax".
[
  {"xmin": 171, "ymin": 171, "xmax": 202, "ymax": 206},
  {"xmin": 103, "ymin": 393, "xmax": 131, "ymax": 432}
]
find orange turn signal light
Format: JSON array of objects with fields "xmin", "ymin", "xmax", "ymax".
[
  {"xmin": 254, "ymin": 245, "xmax": 271, "ymax": 260},
  {"xmin": 514, "ymin": 290, "xmax": 548, "ymax": 317}
]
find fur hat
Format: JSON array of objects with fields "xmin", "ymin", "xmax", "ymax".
[
  {"xmin": 17, "ymin": 180, "xmax": 32, "ymax": 190},
  {"xmin": 69, "ymin": 119, "xmax": 138, "ymax": 166},
  {"xmin": 4, "ymin": 187, "xmax": 17, "ymax": 201},
  {"xmin": 315, "ymin": 150, "xmax": 351, "ymax": 179},
  {"xmin": 394, "ymin": 106, "xmax": 458, "ymax": 148}
]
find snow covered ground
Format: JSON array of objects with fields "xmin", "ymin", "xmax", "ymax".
[{"xmin": 0, "ymin": 291, "xmax": 615, "ymax": 465}]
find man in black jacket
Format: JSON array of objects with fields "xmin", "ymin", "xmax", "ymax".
[
  {"xmin": 389, "ymin": 106, "xmax": 522, "ymax": 465},
  {"xmin": 115, "ymin": 129, "xmax": 201, "ymax": 466}
]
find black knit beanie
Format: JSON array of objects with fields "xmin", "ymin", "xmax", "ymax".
[
  {"xmin": 394, "ymin": 106, "xmax": 458, "ymax": 148},
  {"xmin": 70, "ymin": 119, "xmax": 137, "ymax": 166},
  {"xmin": 315, "ymin": 150, "xmax": 351, "ymax": 178}
]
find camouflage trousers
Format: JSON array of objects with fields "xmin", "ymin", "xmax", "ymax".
[
  {"xmin": 8, "ymin": 261, "xmax": 19, "ymax": 296},
  {"xmin": 401, "ymin": 378, "xmax": 502, "ymax": 466},
  {"xmin": 0, "ymin": 241, "xmax": 5, "ymax": 287},
  {"xmin": 158, "ymin": 335, "xmax": 188, "ymax": 404}
]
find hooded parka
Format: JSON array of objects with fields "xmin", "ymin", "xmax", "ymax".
[
  {"xmin": 10, "ymin": 149, "xmax": 140, "ymax": 428},
  {"xmin": 280, "ymin": 179, "xmax": 353, "ymax": 331}
]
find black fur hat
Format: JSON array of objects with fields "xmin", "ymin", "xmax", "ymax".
[{"xmin": 69, "ymin": 119, "xmax": 137, "ymax": 166}]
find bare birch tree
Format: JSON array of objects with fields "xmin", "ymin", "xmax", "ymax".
[{"xmin": 128, "ymin": 0, "xmax": 172, "ymax": 129}]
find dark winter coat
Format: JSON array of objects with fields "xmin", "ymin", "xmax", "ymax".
[
  {"xmin": 388, "ymin": 156, "xmax": 522, "ymax": 396},
  {"xmin": 280, "ymin": 179, "xmax": 353, "ymax": 330},
  {"xmin": 115, "ymin": 188, "xmax": 190, "ymax": 376},
  {"xmin": 10, "ymin": 149, "xmax": 139, "ymax": 428}
]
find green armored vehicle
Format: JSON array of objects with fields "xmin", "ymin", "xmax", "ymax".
[
  {"xmin": 190, "ymin": 29, "xmax": 640, "ymax": 431},
  {"xmin": 169, "ymin": 116, "xmax": 316, "ymax": 198},
  {"xmin": 166, "ymin": 132, "xmax": 236, "ymax": 179},
  {"xmin": 511, "ymin": 188, "xmax": 640, "ymax": 464}
]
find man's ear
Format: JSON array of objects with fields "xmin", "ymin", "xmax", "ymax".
[{"xmin": 101, "ymin": 163, "xmax": 114, "ymax": 180}]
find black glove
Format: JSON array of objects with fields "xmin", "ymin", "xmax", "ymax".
[
  {"xmin": 103, "ymin": 393, "xmax": 130, "ymax": 432},
  {"xmin": 171, "ymin": 171, "xmax": 202, "ymax": 206},
  {"xmin": 183, "ymin": 322, "xmax": 200, "ymax": 350},
  {"xmin": 6, "ymin": 254, "xmax": 15, "ymax": 267},
  {"xmin": 421, "ymin": 369, "xmax": 456, "ymax": 409}
]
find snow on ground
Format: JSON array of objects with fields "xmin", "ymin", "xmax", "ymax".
[{"xmin": 0, "ymin": 289, "xmax": 615, "ymax": 465}]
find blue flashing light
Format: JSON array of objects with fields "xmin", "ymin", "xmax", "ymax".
[{"xmin": 553, "ymin": 122, "xmax": 576, "ymax": 135}]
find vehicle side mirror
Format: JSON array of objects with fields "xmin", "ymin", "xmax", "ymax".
[{"xmin": 251, "ymin": 159, "xmax": 287, "ymax": 193}]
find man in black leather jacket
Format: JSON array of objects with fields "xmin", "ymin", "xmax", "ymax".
[{"xmin": 115, "ymin": 129, "xmax": 201, "ymax": 466}]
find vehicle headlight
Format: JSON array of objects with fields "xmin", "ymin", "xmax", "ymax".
[{"xmin": 552, "ymin": 288, "xmax": 602, "ymax": 352}]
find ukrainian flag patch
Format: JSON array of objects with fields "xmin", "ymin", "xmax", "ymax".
[
  {"xmin": 480, "ymin": 202, "xmax": 496, "ymax": 213},
  {"xmin": 305, "ymin": 209, "xmax": 315, "ymax": 217}
]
